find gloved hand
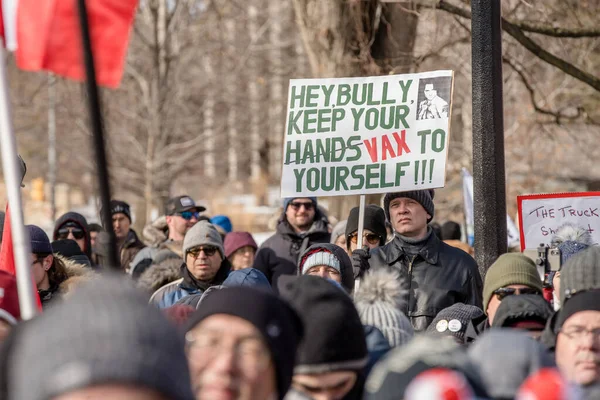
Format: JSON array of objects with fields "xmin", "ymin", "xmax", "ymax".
[{"xmin": 351, "ymin": 246, "xmax": 371, "ymax": 279}]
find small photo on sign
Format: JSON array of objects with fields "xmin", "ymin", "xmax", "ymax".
[{"xmin": 416, "ymin": 77, "xmax": 452, "ymax": 120}]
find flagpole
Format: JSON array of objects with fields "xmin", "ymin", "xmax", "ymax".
[
  {"xmin": 0, "ymin": 46, "xmax": 38, "ymax": 319},
  {"xmin": 76, "ymin": 0, "xmax": 119, "ymax": 269}
]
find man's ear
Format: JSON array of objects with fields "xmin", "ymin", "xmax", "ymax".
[{"xmin": 427, "ymin": 214, "xmax": 432, "ymax": 221}]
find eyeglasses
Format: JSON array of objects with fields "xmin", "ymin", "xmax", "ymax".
[
  {"xmin": 57, "ymin": 227, "xmax": 85, "ymax": 240},
  {"xmin": 493, "ymin": 287, "xmax": 541, "ymax": 301},
  {"xmin": 188, "ymin": 246, "xmax": 218, "ymax": 258},
  {"xmin": 559, "ymin": 326, "xmax": 600, "ymax": 341},
  {"xmin": 176, "ymin": 211, "xmax": 200, "ymax": 221},
  {"xmin": 349, "ymin": 232, "xmax": 381, "ymax": 245},
  {"xmin": 186, "ymin": 331, "xmax": 271, "ymax": 372},
  {"xmin": 289, "ymin": 202, "xmax": 314, "ymax": 211}
]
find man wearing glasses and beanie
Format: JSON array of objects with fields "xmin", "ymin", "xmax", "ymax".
[
  {"xmin": 353, "ymin": 189, "xmax": 482, "ymax": 332},
  {"xmin": 465, "ymin": 253, "xmax": 543, "ymax": 342},
  {"xmin": 253, "ymin": 197, "xmax": 330, "ymax": 290},
  {"xmin": 150, "ymin": 220, "xmax": 231, "ymax": 308}
]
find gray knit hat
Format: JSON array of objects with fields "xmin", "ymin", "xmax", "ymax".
[
  {"xmin": 560, "ymin": 246, "xmax": 600, "ymax": 305},
  {"xmin": 8, "ymin": 275, "xmax": 194, "ymax": 400},
  {"xmin": 182, "ymin": 220, "xmax": 224, "ymax": 258},
  {"xmin": 427, "ymin": 303, "xmax": 484, "ymax": 343},
  {"xmin": 300, "ymin": 251, "xmax": 341, "ymax": 275},
  {"xmin": 383, "ymin": 189, "xmax": 435, "ymax": 223},
  {"xmin": 354, "ymin": 269, "xmax": 414, "ymax": 347}
]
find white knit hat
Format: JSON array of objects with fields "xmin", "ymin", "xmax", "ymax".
[{"xmin": 354, "ymin": 269, "xmax": 414, "ymax": 347}]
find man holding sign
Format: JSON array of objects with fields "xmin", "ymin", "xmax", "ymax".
[{"xmin": 355, "ymin": 189, "xmax": 483, "ymax": 332}]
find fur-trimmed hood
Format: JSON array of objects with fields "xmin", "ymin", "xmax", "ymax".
[
  {"xmin": 137, "ymin": 256, "xmax": 182, "ymax": 294},
  {"xmin": 142, "ymin": 215, "xmax": 168, "ymax": 247},
  {"xmin": 56, "ymin": 255, "xmax": 97, "ymax": 299}
]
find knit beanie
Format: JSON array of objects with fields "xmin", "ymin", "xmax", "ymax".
[
  {"xmin": 8, "ymin": 275, "xmax": 194, "ymax": 400},
  {"xmin": 224, "ymin": 231, "xmax": 258, "ymax": 258},
  {"xmin": 330, "ymin": 220, "xmax": 347, "ymax": 244},
  {"xmin": 482, "ymin": 253, "xmax": 543, "ymax": 311},
  {"xmin": 383, "ymin": 189, "xmax": 435, "ymax": 223},
  {"xmin": 26, "ymin": 225, "xmax": 52, "ymax": 254},
  {"xmin": 299, "ymin": 249, "xmax": 341, "ymax": 275},
  {"xmin": 559, "ymin": 246, "xmax": 600, "ymax": 305},
  {"xmin": 110, "ymin": 200, "xmax": 132, "ymax": 222},
  {"xmin": 427, "ymin": 303, "xmax": 484, "ymax": 344},
  {"xmin": 210, "ymin": 215, "xmax": 233, "ymax": 234},
  {"xmin": 346, "ymin": 205, "xmax": 387, "ymax": 246},
  {"xmin": 354, "ymin": 269, "xmax": 414, "ymax": 347},
  {"xmin": 556, "ymin": 289, "xmax": 600, "ymax": 331},
  {"xmin": 182, "ymin": 220, "xmax": 224, "ymax": 258},
  {"xmin": 185, "ymin": 286, "xmax": 303, "ymax": 400},
  {"xmin": 283, "ymin": 197, "xmax": 318, "ymax": 211},
  {"xmin": 278, "ymin": 275, "xmax": 368, "ymax": 374},
  {"xmin": 298, "ymin": 243, "xmax": 355, "ymax": 293}
]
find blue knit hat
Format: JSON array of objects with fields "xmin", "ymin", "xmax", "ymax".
[
  {"xmin": 283, "ymin": 197, "xmax": 318, "ymax": 211},
  {"xmin": 26, "ymin": 225, "xmax": 52, "ymax": 254},
  {"xmin": 210, "ymin": 215, "xmax": 232, "ymax": 234}
]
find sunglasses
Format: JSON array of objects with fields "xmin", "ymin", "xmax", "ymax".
[
  {"xmin": 177, "ymin": 211, "xmax": 200, "ymax": 221},
  {"xmin": 188, "ymin": 246, "xmax": 218, "ymax": 258},
  {"xmin": 494, "ymin": 287, "xmax": 541, "ymax": 301},
  {"xmin": 57, "ymin": 227, "xmax": 85, "ymax": 240},
  {"xmin": 289, "ymin": 202, "xmax": 314, "ymax": 211},
  {"xmin": 349, "ymin": 232, "xmax": 381, "ymax": 245}
]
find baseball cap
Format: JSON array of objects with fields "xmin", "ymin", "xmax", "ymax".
[{"xmin": 165, "ymin": 195, "xmax": 206, "ymax": 215}]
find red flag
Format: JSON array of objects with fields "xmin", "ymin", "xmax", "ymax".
[
  {"xmin": 2, "ymin": 0, "xmax": 138, "ymax": 88},
  {"xmin": 0, "ymin": 205, "xmax": 42, "ymax": 310}
]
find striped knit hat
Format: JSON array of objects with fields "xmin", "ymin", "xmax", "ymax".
[
  {"xmin": 299, "ymin": 249, "xmax": 341, "ymax": 275},
  {"xmin": 354, "ymin": 269, "xmax": 414, "ymax": 347}
]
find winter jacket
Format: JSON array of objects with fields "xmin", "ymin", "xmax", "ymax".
[
  {"xmin": 130, "ymin": 216, "xmax": 183, "ymax": 276},
  {"xmin": 363, "ymin": 325, "xmax": 391, "ymax": 376},
  {"xmin": 137, "ymin": 254, "xmax": 183, "ymax": 294},
  {"xmin": 150, "ymin": 260, "xmax": 231, "ymax": 309},
  {"xmin": 253, "ymin": 213, "xmax": 330, "ymax": 290},
  {"xmin": 175, "ymin": 268, "xmax": 271, "ymax": 309},
  {"xmin": 52, "ymin": 212, "xmax": 92, "ymax": 260},
  {"xmin": 119, "ymin": 229, "xmax": 145, "ymax": 272},
  {"xmin": 298, "ymin": 243, "xmax": 355, "ymax": 293},
  {"xmin": 368, "ymin": 231, "xmax": 483, "ymax": 332}
]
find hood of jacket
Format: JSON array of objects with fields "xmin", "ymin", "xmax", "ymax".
[
  {"xmin": 468, "ymin": 329, "xmax": 555, "ymax": 400},
  {"xmin": 298, "ymin": 243, "xmax": 355, "ymax": 293},
  {"xmin": 137, "ymin": 256, "xmax": 182, "ymax": 294},
  {"xmin": 56, "ymin": 255, "xmax": 97, "ymax": 300},
  {"xmin": 142, "ymin": 215, "xmax": 168, "ymax": 247},
  {"xmin": 492, "ymin": 294, "xmax": 553, "ymax": 328},
  {"xmin": 53, "ymin": 212, "xmax": 92, "ymax": 259},
  {"xmin": 222, "ymin": 268, "xmax": 271, "ymax": 290}
]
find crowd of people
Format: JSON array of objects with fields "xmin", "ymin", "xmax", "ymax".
[{"xmin": 0, "ymin": 188, "xmax": 599, "ymax": 400}]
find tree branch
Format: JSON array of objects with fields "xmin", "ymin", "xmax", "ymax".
[
  {"xmin": 434, "ymin": 0, "xmax": 600, "ymax": 92},
  {"xmin": 502, "ymin": 56, "xmax": 583, "ymax": 124},
  {"xmin": 509, "ymin": 20, "xmax": 600, "ymax": 38}
]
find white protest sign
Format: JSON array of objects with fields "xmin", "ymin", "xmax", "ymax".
[
  {"xmin": 280, "ymin": 70, "xmax": 454, "ymax": 197},
  {"xmin": 517, "ymin": 192, "xmax": 600, "ymax": 250}
]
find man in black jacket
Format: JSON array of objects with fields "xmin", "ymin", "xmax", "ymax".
[
  {"xmin": 253, "ymin": 197, "xmax": 330, "ymax": 290},
  {"xmin": 355, "ymin": 189, "xmax": 482, "ymax": 332}
]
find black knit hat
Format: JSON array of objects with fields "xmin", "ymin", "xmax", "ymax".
[
  {"xmin": 556, "ymin": 289, "xmax": 600, "ymax": 331},
  {"xmin": 278, "ymin": 275, "xmax": 368, "ymax": 374},
  {"xmin": 383, "ymin": 189, "xmax": 435, "ymax": 223},
  {"xmin": 345, "ymin": 205, "xmax": 387, "ymax": 246},
  {"xmin": 110, "ymin": 200, "xmax": 132, "ymax": 222},
  {"xmin": 426, "ymin": 303, "xmax": 484, "ymax": 344},
  {"xmin": 492, "ymin": 294, "xmax": 552, "ymax": 330},
  {"xmin": 185, "ymin": 286, "xmax": 303, "ymax": 400},
  {"xmin": 8, "ymin": 275, "xmax": 194, "ymax": 400},
  {"xmin": 26, "ymin": 225, "xmax": 52, "ymax": 254}
]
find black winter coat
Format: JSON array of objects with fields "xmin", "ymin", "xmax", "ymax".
[
  {"xmin": 253, "ymin": 215, "xmax": 330, "ymax": 291},
  {"xmin": 368, "ymin": 232, "xmax": 483, "ymax": 332}
]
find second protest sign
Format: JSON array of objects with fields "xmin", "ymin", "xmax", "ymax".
[{"xmin": 280, "ymin": 70, "xmax": 454, "ymax": 197}]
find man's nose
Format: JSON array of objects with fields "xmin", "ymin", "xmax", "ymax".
[{"xmin": 67, "ymin": 232, "xmax": 75, "ymax": 240}]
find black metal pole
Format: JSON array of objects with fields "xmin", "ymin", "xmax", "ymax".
[
  {"xmin": 76, "ymin": 0, "xmax": 120, "ymax": 270},
  {"xmin": 471, "ymin": 0, "xmax": 507, "ymax": 276}
]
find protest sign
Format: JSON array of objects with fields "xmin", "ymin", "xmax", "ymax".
[
  {"xmin": 280, "ymin": 71, "xmax": 454, "ymax": 197},
  {"xmin": 517, "ymin": 192, "xmax": 600, "ymax": 251}
]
